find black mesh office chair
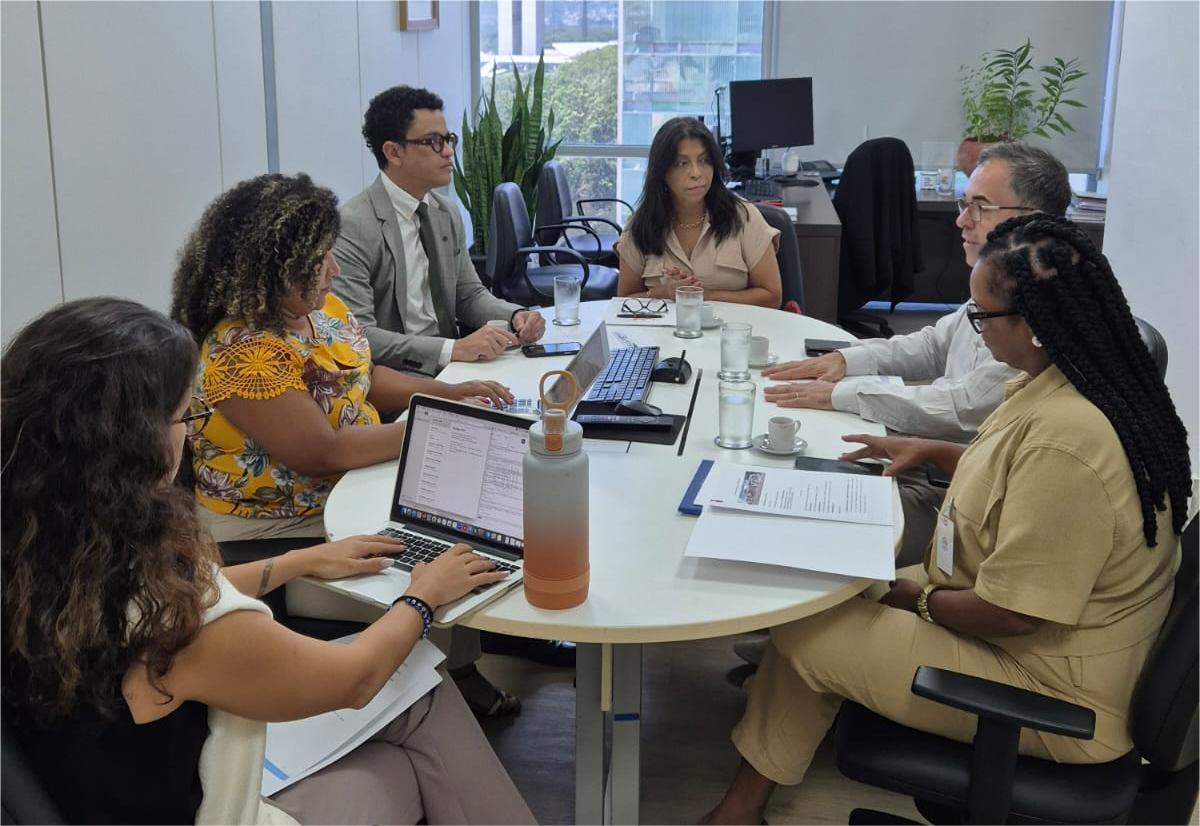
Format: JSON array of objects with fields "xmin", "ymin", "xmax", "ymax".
[
  {"xmin": 535, "ymin": 161, "xmax": 628, "ymax": 268},
  {"xmin": 1134, "ymin": 315, "xmax": 1169, "ymax": 381},
  {"xmin": 836, "ymin": 515, "xmax": 1199, "ymax": 825},
  {"xmin": 833, "ymin": 137, "xmax": 923, "ymax": 338},
  {"xmin": 487, "ymin": 182, "xmax": 619, "ymax": 306},
  {"xmin": 754, "ymin": 203, "xmax": 804, "ymax": 312}
]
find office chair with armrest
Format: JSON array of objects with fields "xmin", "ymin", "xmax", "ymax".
[
  {"xmin": 833, "ymin": 137, "xmax": 923, "ymax": 339},
  {"xmin": 835, "ymin": 515, "xmax": 1198, "ymax": 824},
  {"xmin": 1, "ymin": 717, "xmax": 65, "ymax": 825},
  {"xmin": 535, "ymin": 161, "xmax": 625, "ymax": 268},
  {"xmin": 753, "ymin": 203, "xmax": 804, "ymax": 312},
  {"xmin": 1134, "ymin": 315, "xmax": 1169, "ymax": 381},
  {"xmin": 487, "ymin": 182, "xmax": 619, "ymax": 306}
]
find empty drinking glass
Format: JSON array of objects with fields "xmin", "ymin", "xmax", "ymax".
[
  {"xmin": 553, "ymin": 275, "xmax": 582, "ymax": 326},
  {"xmin": 674, "ymin": 285, "xmax": 703, "ymax": 339},
  {"xmin": 719, "ymin": 322, "xmax": 752, "ymax": 380},
  {"xmin": 716, "ymin": 380, "xmax": 755, "ymax": 449}
]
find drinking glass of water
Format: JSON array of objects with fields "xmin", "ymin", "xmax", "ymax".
[
  {"xmin": 716, "ymin": 380, "xmax": 755, "ymax": 449},
  {"xmin": 674, "ymin": 285, "xmax": 703, "ymax": 339},
  {"xmin": 718, "ymin": 322, "xmax": 752, "ymax": 380},
  {"xmin": 553, "ymin": 275, "xmax": 582, "ymax": 326}
]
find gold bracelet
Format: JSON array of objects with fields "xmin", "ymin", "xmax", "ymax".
[{"xmin": 916, "ymin": 583, "xmax": 940, "ymax": 624}]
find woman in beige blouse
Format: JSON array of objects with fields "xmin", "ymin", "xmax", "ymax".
[{"xmin": 615, "ymin": 117, "xmax": 783, "ymax": 307}]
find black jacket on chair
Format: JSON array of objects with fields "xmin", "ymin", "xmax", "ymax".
[{"xmin": 833, "ymin": 137, "xmax": 923, "ymax": 316}]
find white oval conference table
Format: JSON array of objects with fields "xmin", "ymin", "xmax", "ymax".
[{"xmin": 320, "ymin": 300, "xmax": 903, "ymax": 825}]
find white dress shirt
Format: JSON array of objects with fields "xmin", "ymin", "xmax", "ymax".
[
  {"xmin": 830, "ymin": 304, "xmax": 1020, "ymax": 441},
  {"xmin": 379, "ymin": 174, "xmax": 456, "ymax": 369}
]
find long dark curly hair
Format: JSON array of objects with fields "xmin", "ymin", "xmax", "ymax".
[
  {"xmin": 979, "ymin": 214, "xmax": 1192, "ymax": 546},
  {"xmin": 170, "ymin": 173, "xmax": 339, "ymax": 342},
  {"xmin": 2, "ymin": 298, "xmax": 219, "ymax": 722},
  {"xmin": 626, "ymin": 116, "xmax": 746, "ymax": 257}
]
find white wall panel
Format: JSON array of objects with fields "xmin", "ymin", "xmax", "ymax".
[
  {"xmin": 40, "ymin": 0, "xmax": 224, "ymax": 312},
  {"xmin": 2, "ymin": 1, "xmax": 63, "ymax": 343},
  {"xmin": 271, "ymin": 1, "xmax": 363, "ymax": 202},
  {"xmin": 774, "ymin": 1, "xmax": 1111, "ymax": 171},
  {"xmin": 213, "ymin": 0, "xmax": 268, "ymax": 187},
  {"xmin": 1103, "ymin": 0, "xmax": 1199, "ymax": 467},
  {"xmin": 356, "ymin": 0, "xmax": 422, "ymax": 188}
]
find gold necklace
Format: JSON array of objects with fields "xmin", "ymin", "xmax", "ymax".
[{"xmin": 674, "ymin": 215, "xmax": 706, "ymax": 230}]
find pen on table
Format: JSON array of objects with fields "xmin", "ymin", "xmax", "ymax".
[
  {"xmin": 616, "ymin": 313, "xmax": 663, "ymax": 319},
  {"xmin": 676, "ymin": 350, "xmax": 687, "ymax": 382}
]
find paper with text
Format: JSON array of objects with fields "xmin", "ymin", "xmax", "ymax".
[
  {"xmin": 698, "ymin": 462, "xmax": 893, "ymax": 526},
  {"xmin": 262, "ymin": 638, "xmax": 445, "ymax": 797}
]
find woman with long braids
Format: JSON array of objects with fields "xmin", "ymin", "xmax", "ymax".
[
  {"xmin": 701, "ymin": 213, "xmax": 1191, "ymax": 824},
  {"xmin": 615, "ymin": 116, "xmax": 783, "ymax": 307},
  {"xmin": 1, "ymin": 298, "xmax": 534, "ymax": 824}
]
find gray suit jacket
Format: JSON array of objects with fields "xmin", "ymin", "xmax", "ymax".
[{"xmin": 333, "ymin": 174, "xmax": 521, "ymax": 376}]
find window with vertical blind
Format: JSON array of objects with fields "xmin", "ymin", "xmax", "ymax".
[{"xmin": 474, "ymin": 0, "xmax": 766, "ymax": 218}]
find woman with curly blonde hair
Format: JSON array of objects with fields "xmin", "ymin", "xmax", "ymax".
[{"xmin": 1, "ymin": 298, "xmax": 534, "ymax": 824}]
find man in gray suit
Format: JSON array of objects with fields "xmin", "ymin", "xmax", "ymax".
[{"xmin": 334, "ymin": 85, "xmax": 545, "ymax": 378}]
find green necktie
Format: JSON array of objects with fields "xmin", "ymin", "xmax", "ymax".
[{"xmin": 415, "ymin": 202, "xmax": 457, "ymax": 338}]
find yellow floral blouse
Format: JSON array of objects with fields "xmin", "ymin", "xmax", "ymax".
[{"xmin": 188, "ymin": 294, "xmax": 381, "ymax": 519}]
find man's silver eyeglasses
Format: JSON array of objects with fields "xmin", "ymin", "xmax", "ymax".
[
  {"xmin": 621, "ymin": 298, "xmax": 668, "ymax": 315},
  {"xmin": 965, "ymin": 301, "xmax": 1020, "ymax": 333},
  {"xmin": 396, "ymin": 132, "xmax": 459, "ymax": 154},
  {"xmin": 956, "ymin": 199, "xmax": 1034, "ymax": 223}
]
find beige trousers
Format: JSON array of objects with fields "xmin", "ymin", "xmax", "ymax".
[
  {"xmin": 272, "ymin": 676, "xmax": 535, "ymax": 825},
  {"xmin": 732, "ymin": 591, "xmax": 1131, "ymax": 789}
]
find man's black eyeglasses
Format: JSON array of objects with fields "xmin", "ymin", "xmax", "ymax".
[
  {"xmin": 966, "ymin": 301, "xmax": 1020, "ymax": 333},
  {"xmin": 395, "ymin": 132, "xmax": 459, "ymax": 154}
]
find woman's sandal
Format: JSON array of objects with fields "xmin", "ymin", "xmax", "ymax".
[{"xmin": 452, "ymin": 664, "xmax": 523, "ymax": 719}]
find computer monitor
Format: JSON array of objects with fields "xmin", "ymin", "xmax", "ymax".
[{"xmin": 729, "ymin": 77, "xmax": 814, "ymax": 154}]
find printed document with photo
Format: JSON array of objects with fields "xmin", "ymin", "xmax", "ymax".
[{"xmin": 698, "ymin": 462, "xmax": 894, "ymax": 525}]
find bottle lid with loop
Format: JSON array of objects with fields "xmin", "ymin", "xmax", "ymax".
[{"xmin": 534, "ymin": 370, "xmax": 581, "ymax": 456}]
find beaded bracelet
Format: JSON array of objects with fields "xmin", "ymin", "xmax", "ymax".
[{"xmin": 393, "ymin": 595, "xmax": 433, "ymax": 639}]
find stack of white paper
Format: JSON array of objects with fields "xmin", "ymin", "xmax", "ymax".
[
  {"xmin": 261, "ymin": 638, "xmax": 445, "ymax": 797},
  {"xmin": 684, "ymin": 462, "xmax": 896, "ymax": 580}
]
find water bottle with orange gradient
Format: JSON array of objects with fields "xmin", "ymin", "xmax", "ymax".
[{"xmin": 522, "ymin": 370, "xmax": 589, "ymax": 609}]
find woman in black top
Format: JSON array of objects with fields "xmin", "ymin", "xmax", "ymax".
[{"xmin": 1, "ymin": 298, "xmax": 534, "ymax": 824}]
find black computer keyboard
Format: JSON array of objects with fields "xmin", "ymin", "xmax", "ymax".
[
  {"xmin": 583, "ymin": 345, "xmax": 659, "ymax": 404},
  {"xmin": 741, "ymin": 178, "xmax": 782, "ymax": 199},
  {"xmin": 377, "ymin": 526, "xmax": 519, "ymax": 593}
]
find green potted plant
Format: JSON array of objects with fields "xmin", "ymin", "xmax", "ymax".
[
  {"xmin": 454, "ymin": 53, "xmax": 561, "ymax": 277},
  {"xmin": 957, "ymin": 39, "xmax": 1087, "ymax": 173}
]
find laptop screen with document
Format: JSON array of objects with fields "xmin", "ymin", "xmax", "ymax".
[{"xmin": 391, "ymin": 397, "xmax": 532, "ymax": 554}]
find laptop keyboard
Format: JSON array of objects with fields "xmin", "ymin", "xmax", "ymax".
[
  {"xmin": 377, "ymin": 527, "xmax": 520, "ymax": 595},
  {"xmin": 583, "ymin": 345, "xmax": 658, "ymax": 403}
]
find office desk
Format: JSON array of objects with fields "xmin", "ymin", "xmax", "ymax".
[
  {"xmin": 778, "ymin": 180, "xmax": 841, "ymax": 324},
  {"xmin": 772, "ymin": 184, "xmax": 1106, "ymax": 315},
  {"xmin": 318, "ymin": 301, "xmax": 903, "ymax": 824}
]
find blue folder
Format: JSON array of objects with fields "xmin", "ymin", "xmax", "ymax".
[{"xmin": 678, "ymin": 459, "xmax": 714, "ymax": 516}]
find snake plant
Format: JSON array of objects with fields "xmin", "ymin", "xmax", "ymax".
[{"xmin": 454, "ymin": 53, "xmax": 561, "ymax": 255}]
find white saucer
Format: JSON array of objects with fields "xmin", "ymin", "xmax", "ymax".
[
  {"xmin": 749, "ymin": 353, "xmax": 779, "ymax": 369},
  {"xmin": 753, "ymin": 434, "xmax": 808, "ymax": 456},
  {"xmin": 701, "ymin": 316, "xmax": 724, "ymax": 330}
]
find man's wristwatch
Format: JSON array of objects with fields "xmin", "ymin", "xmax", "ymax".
[
  {"xmin": 508, "ymin": 308, "xmax": 525, "ymax": 330},
  {"xmin": 916, "ymin": 584, "xmax": 941, "ymax": 624}
]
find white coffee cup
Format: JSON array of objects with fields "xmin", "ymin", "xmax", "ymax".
[
  {"xmin": 486, "ymin": 319, "xmax": 510, "ymax": 331},
  {"xmin": 768, "ymin": 416, "xmax": 800, "ymax": 451},
  {"xmin": 750, "ymin": 335, "xmax": 770, "ymax": 365},
  {"xmin": 700, "ymin": 302, "xmax": 717, "ymax": 327}
]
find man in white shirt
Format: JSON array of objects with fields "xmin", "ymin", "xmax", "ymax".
[
  {"xmin": 334, "ymin": 85, "xmax": 546, "ymax": 378},
  {"xmin": 763, "ymin": 143, "xmax": 1072, "ymax": 563}
]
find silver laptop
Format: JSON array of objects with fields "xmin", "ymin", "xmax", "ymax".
[
  {"xmin": 371, "ymin": 395, "xmax": 534, "ymax": 624},
  {"xmin": 505, "ymin": 322, "xmax": 611, "ymax": 417}
]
